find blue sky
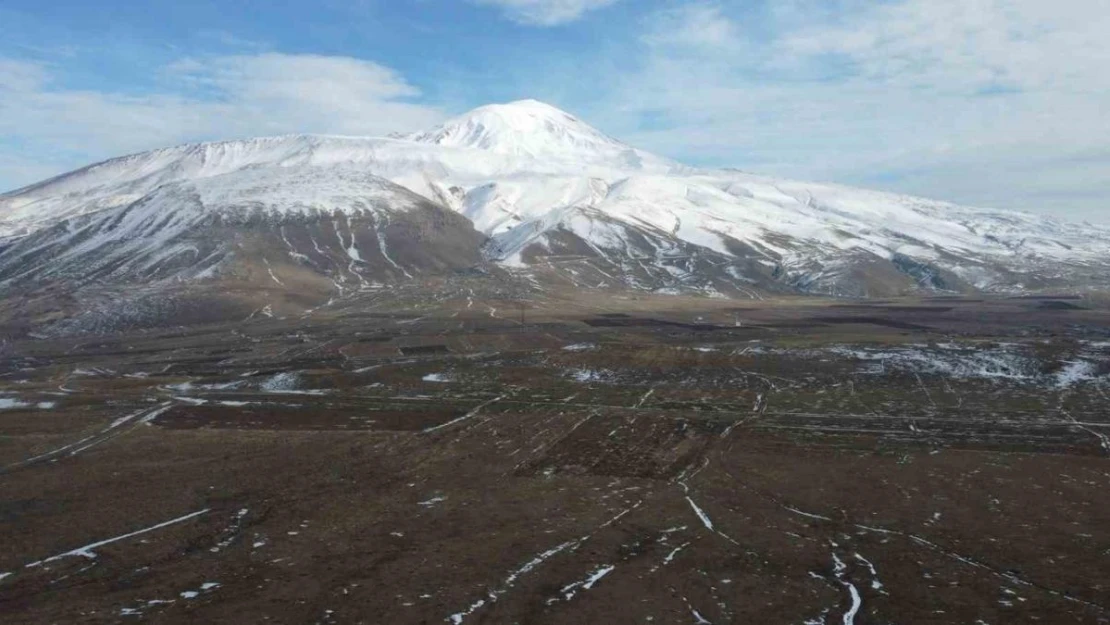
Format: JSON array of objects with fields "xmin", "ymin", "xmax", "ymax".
[{"xmin": 1, "ymin": 0, "xmax": 1107, "ymax": 223}]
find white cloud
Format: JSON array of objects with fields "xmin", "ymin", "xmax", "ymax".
[
  {"xmin": 0, "ymin": 58, "xmax": 49, "ymax": 91},
  {"xmin": 469, "ymin": 0, "xmax": 620, "ymax": 26},
  {"xmin": 166, "ymin": 53, "xmax": 438, "ymax": 135},
  {"xmin": 0, "ymin": 53, "xmax": 442, "ymax": 192},
  {"xmin": 778, "ymin": 0, "xmax": 1110, "ymax": 94},
  {"xmin": 641, "ymin": 3, "xmax": 743, "ymax": 51},
  {"xmin": 590, "ymin": 0, "xmax": 1110, "ymax": 222}
]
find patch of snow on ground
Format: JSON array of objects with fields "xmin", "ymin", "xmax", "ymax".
[
  {"xmin": 1055, "ymin": 360, "xmax": 1099, "ymax": 388},
  {"xmin": 261, "ymin": 372, "xmax": 301, "ymax": 392},
  {"xmin": 562, "ymin": 343, "xmax": 596, "ymax": 352},
  {"xmin": 178, "ymin": 583, "xmax": 219, "ymax": 600},
  {"xmin": 821, "ymin": 343, "xmax": 1108, "ymax": 387},
  {"xmin": 570, "ymin": 369, "xmax": 609, "ymax": 383},
  {"xmin": 0, "ymin": 397, "xmax": 29, "ymax": 410},
  {"xmin": 422, "ymin": 373, "xmax": 451, "ymax": 383},
  {"xmin": 830, "ymin": 345, "xmax": 1037, "ymax": 381}
]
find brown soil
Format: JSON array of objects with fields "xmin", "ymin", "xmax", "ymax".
[{"xmin": 1, "ymin": 292, "xmax": 1108, "ymax": 624}]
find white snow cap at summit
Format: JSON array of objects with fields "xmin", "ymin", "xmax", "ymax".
[
  {"xmin": 407, "ymin": 99, "xmax": 676, "ymax": 171},
  {"xmin": 2, "ymin": 99, "xmax": 1108, "ymax": 295}
]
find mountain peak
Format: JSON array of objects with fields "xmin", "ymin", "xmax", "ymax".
[
  {"xmin": 408, "ymin": 99, "xmax": 663, "ymax": 169},
  {"xmin": 497, "ymin": 98, "xmax": 570, "ymax": 111}
]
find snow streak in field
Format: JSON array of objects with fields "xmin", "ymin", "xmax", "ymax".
[
  {"xmin": 448, "ymin": 598, "xmax": 491, "ymax": 625},
  {"xmin": 556, "ymin": 564, "xmax": 615, "ymax": 602},
  {"xmin": 686, "ymin": 497, "xmax": 714, "ymax": 532},
  {"xmin": 25, "ymin": 508, "xmax": 211, "ymax": 568},
  {"xmin": 504, "ymin": 540, "xmax": 581, "ymax": 588},
  {"xmin": 422, "ymin": 395, "xmax": 505, "ymax": 434},
  {"xmin": 784, "ymin": 506, "xmax": 833, "ymax": 522},
  {"xmin": 684, "ymin": 596, "xmax": 713, "ymax": 624},
  {"xmin": 831, "ymin": 553, "xmax": 862, "ymax": 625},
  {"xmin": 663, "ymin": 542, "xmax": 689, "ymax": 565},
  {"xmin": 444, "ymin": 500, "xmax": 641, "ymax": 623},
  {"xmin": 5, "ymin": 403, "xmax": 172, "ymax": 470},
  {"xmin": 855, "ymin": 553, "xmax": 884, "ymax": 592}
]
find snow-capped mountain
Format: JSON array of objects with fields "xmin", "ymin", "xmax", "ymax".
[{"xmin": 2, "ymin": 99, "xmax": 1109, "ymax": 301}]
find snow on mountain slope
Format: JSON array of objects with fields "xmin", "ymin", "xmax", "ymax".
[
  {"xmin": 0, "ymin": 136, "xmax": 469, "ymax": 238},
  {"xmin": 0, "ymin": 164, "xmax": 483, "ymax": 289},
  {"xmin": 2, "ymin": 99, "xmax": 1109, "ymax": 297},
  {"xmin": 480, "ymin": 168, "xmax": 1110, "ymax": 294}
]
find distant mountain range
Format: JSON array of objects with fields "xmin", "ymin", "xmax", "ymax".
[{"xmin": 3, "ymin": 98, "xmax": 1108, "ymax": 309}]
